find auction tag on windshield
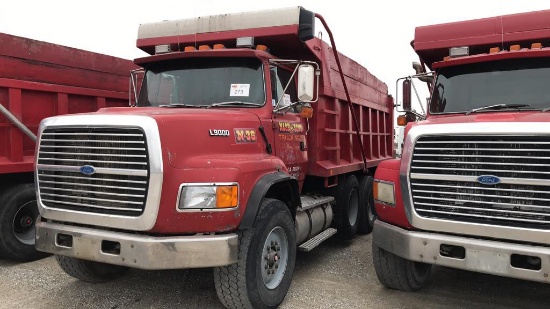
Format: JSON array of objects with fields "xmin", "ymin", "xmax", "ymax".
[{"xmin": 230, "ymin": 84, "xmax": 250, "ymax": 97}]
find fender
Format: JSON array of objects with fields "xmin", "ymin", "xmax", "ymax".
[{"xmin": 239, "ymin": 172, "xmax": 300, "ymax": 229}]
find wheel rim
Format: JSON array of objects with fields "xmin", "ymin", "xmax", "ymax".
[
  {"xmin": 348, "ymin": 190, "xmax": 359, "ymax": 225},
  {"xmin": 261, "ymin": 226, "xmax": 289, "ymax": 290},
  {"xmin": 13, "ymin": 201, "xmax": 38, "ymax": 245}
]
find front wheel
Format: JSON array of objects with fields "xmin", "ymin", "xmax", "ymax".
[
  {"xmin": 214, "ymin": 198, "xmax": 296, "ymax": 309},
  {"xmin": 372, "ymin": 242, "xmax": 432, "ymax": 291},
  {"xmin": 0, "ymin": 184, "xmax": 49, "ymax": 262}
]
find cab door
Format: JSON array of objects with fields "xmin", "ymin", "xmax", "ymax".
[{"xmin": 270, "ymin": 66, "xmax": 308, "ymax": 183}]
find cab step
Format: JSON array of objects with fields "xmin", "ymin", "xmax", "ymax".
[{"xmin": 298, "ymin": 228, "xmax": 337, "ymax": 252}]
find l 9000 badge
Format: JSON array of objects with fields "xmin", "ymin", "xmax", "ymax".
[{"xmin": 209, "ymin": 129, "xmax": 230, "ymax": 137}]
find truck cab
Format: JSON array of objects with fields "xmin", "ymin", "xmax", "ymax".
[{"xmin": 372, "ymin": 9, "xmax": 550, "ymax": 290}]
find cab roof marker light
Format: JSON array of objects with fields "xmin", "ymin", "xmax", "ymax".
[
  {"xmin": 213, "ymin": 44, "xmax": 225, "ymax": 49},
  {"xmin": 449, "ymin": 46, "xmax": 469, "ymax": 58},
  {"xmin": 198, "ymin": 45, "xmax": 211, "ymax": 50},
  {"xmin": 236, "ymin": 37, "xmax": 254, "ymax": 48},
  {"xmin": 510, "ymin": 44, "xmax": 521, "ymax": 51},
  {"xmin": 489, "ymin": 47, "xmax": 500, "ymax": 54},
  {"xmin": 256, "ymin": 44, "xmax": 269, "ymax": 51},
  {"xmin": 532, "ymin": 43, "xmax": 543, "ymax": 49},
  {"xmin": 184, "ymin": 46, "xmax": 197, "ymax": 51}
]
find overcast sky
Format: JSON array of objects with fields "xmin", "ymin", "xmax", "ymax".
[{"xmin": 1, "ymin": 0, "xmax": 549, "ymax": 106}]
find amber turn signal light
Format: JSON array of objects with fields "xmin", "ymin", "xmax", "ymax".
[{"xmin": 216, "ymin": 185, "xmax": 238, "ymax": 208}]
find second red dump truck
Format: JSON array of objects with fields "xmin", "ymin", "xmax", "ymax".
[
  {"xmin": 373, "ymin": 9, "xmax": 550, "ymax": 290},
  {"xmin": 0, "ymin": 33, "xmax": 136, "ymax": 262},
  {"xmin": 33, "ymin": 6, "xmax": 393, "ymax": 309}
]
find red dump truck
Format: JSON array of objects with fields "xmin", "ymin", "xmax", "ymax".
[
  {"xmin": 0, "ymin": 33, "xmax": 136, "ymax": 262},
  {"xmin": 372, "ymin": 9, "xmax": 550, "ymax": 290},
  {"xmin": 33, "ymin": 6, "xmax": 392, "ymax": 308}
]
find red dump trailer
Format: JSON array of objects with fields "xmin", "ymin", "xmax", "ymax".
[
  {"xmin": 33, "ymin": 6, "xmax": 393, "ymax": 308},
  {"xmin": 0, "ymin": 33, "xmax": 137, "ymax": 262}
]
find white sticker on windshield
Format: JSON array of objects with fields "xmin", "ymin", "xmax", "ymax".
[
  {"xmin": 230, "ymin": 84, "xmax": 250, "ymax": 97},
  {"xmin": 283, "ymin": 94, "xmax": 291, "ymax": 106}
]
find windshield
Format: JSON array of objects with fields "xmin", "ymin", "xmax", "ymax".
[
  {"xmin": 430, "ymin": 58, "xmax": 550, "ymax": 114},
  {"xmin": 138, "ymin": 57, "xmax": 265, "ymax": 107}
]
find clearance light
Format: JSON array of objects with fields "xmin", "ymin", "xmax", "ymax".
[
  {"xmin": 256, "ymin": 45, "xmax": 269, "ymax": 51},
  {"xmin": 443, "ymin": 56, "xmax": 451, "ymax": 61},
  {"xmin": 216, "ymin": 186, "xmax": 238, "ymax": 208},
  {"xmin": 373, "ymin": 180, "xmax": 395, "ymax": 206},
  {"xmin": 489, "ymin": 47, "xmax": 500, "ymax": 54},
  {"xmin": 213, "ymin": 44, "xmax": 225, "ymax": 49},
  {"xmin": 184, "ymin": 46, "xmax": 197, "ymax": 51},
  {"xmin": 449, "ymin": 46, "xmax": 469, "ymax": 58},
  {"xmin": 199, "ymin": 45, "xmax": 211, "ymax": 50},
  {"xmin": 236, "ymin": 37, "xmax": 254, "ymax": 48},
  {"xmin": 510, "ymin": 45, "xmax": 521, "ymax": 51},
  {"xmin": 532, "ymin": 43, "xmax": 543, "ymax": 49},
  {"xmin": 396, "ymin": 115, "xmax": 408, "ymax": 126},
  {"xmin": 155, "ymin": 44, "xmax": 172, "ymax": 54}
]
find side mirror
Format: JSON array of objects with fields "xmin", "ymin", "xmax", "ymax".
[
  {"xmin": 297, "ymin": 64, "xmax": 315, "ymax": 102},
  {"xmin": 402, "ymin": 79, "xmax": 412, "ymax": 111}
]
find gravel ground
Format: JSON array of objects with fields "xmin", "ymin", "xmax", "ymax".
[{"xmin": 1, "ymin": 233, "xmax": 549, "ymax": 309}]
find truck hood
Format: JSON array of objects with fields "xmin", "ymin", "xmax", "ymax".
[
  {"xmin": 421, "ymin": 111, "xmax": 550, "ymax": 125},
  {"xmin": 96, "ymin": 107, "xmax": 265, "ymax": 169}
]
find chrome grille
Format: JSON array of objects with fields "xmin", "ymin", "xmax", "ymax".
[
  {"xmin": 36, "ymin": 127, "xmax": 149, "ymax": 216},
  {"xmin": 410, "ymin": 135, "xmax": 550, "ymax": 229}
]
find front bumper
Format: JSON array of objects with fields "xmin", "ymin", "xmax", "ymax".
[
  {"xmin": 373, "ymin": 220, "xmax": 550, "ymax": 283},
  {"xmin": 35, "ymin": 220, "xmax": 238, "ymax": 270}
]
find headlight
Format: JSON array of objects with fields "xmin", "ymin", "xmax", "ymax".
[
  {"xmin": 178, "ymin": 183, "xmax": 239, "ymax": 210},
  {"xmin": 373, "ymin": 180, "xmax": 395, "ymax": 206}
]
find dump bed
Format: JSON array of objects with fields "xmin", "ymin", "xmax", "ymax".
[
  {"xmin": 304, "ymin": 38, "xmax": 393, "ymax": 177},
  {"xmin": 414, "ymin": 9, "xmax": 550, "ymax": 69},
  {"xmin": 0, "ymin": 33, "xmax": 137, "ymax": 174}
]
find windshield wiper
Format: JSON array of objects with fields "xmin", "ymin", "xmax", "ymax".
[
  {"xmin": 208, "ymin": 101, "xmax": 261, "ymax": 108},
  {"xmin": 159, "ymin": 103, "xmax": 207, "ymax": 108},
  {"xmin": 465, "ymin": 103, "xmax": 533, "ymax": 115}
]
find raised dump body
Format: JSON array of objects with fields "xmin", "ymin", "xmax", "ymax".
[
  {"xmin": 34, "ymin": 7, "xmax": 392, "ymax": 308},
  {"xmin": 0, "ymin": 33, "xmax": 136, "ymax": 262}
]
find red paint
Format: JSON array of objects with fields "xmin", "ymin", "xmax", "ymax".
[
  {"xmin": 374, "ymin": 159, "xmax": 412, "ymax": 229},
  {"xmin": 0, "ymin": 33, "xmax": 137, "ymax": 174},
  {"xmin": 414, "ymin": 9, "xmax": 550, "ymax": 69}
]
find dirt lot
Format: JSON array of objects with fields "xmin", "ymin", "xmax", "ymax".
[{"xmin": 1, "ymin": 233, "xmax": 548, "ymax": 309}]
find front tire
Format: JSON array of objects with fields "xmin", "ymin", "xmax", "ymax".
[
  {"xmin": 56, "ymin": 255, "xmax": 129, "ymax": 283},
  {"xmin": 372, "ymin": 242, "xmax": 432, "ymax": 291},
  {"xmin": 214, "ymin": 198, "xmax": 296, "ymax": 309},
  {"xmin": 0, "ymin": 183, "xmax": 49, "ymax": 262}
]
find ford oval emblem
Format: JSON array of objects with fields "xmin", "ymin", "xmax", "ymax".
[
  {"xmin": 477, "ymin": 175, "xmax": 500, "ymax": 185},
  {"xmin": 80, "ymin": 165, "xmax": 96, "ymax": 175}
]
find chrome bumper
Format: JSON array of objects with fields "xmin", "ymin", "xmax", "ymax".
[
  {"xmin": 373, "ymin": 220, "xmax": 550, "ymax": 283},
  {"xmin": 35, "ymin": 220, "xmax": 238, "ymax": 270}
]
